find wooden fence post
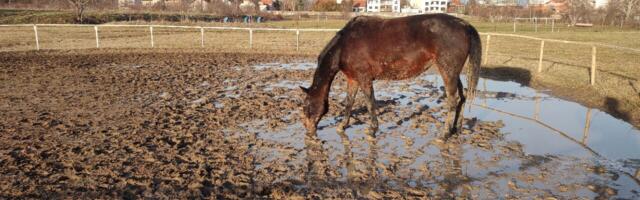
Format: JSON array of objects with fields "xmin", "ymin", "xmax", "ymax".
[
  {"xmin": 33, "ymin": 25, "xmax": 40, "ymax": 50},
  {"xmin": 483, "ymin": 34, "xmax": 491, "ymax": 65},
  {"xmin": 249, "ymin": 29, "xmax": 253, "ymax": 49},
  {"xmin": 200, "ymin": 27, "xmax": 205, "ymax": 48},
  {"xmin": 94, "ymin": 26, "xmax": 100, "ymax": 48},
  {"xmin": 150, "ymin": 26, "xmax": 154, "ymax": 48},
  {"xmin": 591, "ymin": 46, "xmax": 597, "ymax": 85},
  {"xmin": 513, "ymin": 19, "xmax": 516, "ymax": 32},
  {"xmin": 538, "ymin": 40, "xmax": 545, "ymax": 73},
  {"xmin": 551, "ymin": 19, "xmax": 555, "ymax": 32},
  {"xmin": 535, "ymin": 18, "xmax": 538, "ymax": 32},
  {"xmin": 296, "ymin": 29, "xmax": 300, "ymax": 51}
]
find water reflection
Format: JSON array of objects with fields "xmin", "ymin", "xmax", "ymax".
[
  {"xmin": 438, "ymin": 142, "xmax": 470, "ymax": 198},
  {"xmin": 248, "ymin": 68, "xmax": 640, "ymax": 198}
]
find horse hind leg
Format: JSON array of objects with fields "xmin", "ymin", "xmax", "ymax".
[
  {"xmin": 442, "ymin": 76, "xmax": 464, "ymax": 139},
  {"xmin": 455, "ymin": 78, "xmax": 467, "ymax": 133},
  {"xmin": 361, "ymin": 81, "xmax": 378, "ymax": 137},
  {"xmin": 337, "ymin": 78, "xmax": 359, "ymax": 133}
]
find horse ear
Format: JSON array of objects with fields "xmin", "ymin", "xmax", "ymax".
[{"xmin": 299, "ymin": 86, "xmax": 309, "ymax": 94}]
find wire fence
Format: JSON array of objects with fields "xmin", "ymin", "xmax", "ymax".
[
  {"xmin": 513, "ymin": 17, "xmax": 558, "ymax": 33},
  {"xmin": 3, "ymin": 23, "xmax": 639, "ymax": 86}
]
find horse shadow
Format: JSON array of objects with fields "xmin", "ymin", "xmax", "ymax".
[
  {"xmin": 479, "ymin": 65, "xmax": 532, "ymax": 87},
  {"xmin": 604, "ymin": 97, "xmax": 632, "ymax": 124}
]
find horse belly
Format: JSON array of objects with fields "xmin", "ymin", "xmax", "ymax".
[{"xmin": 376, "ymin": 59, "xmax": 433, "ymax": 80}]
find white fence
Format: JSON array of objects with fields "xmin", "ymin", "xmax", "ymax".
[
  {"xmin": 480, "ymin": 32, "xmax": 640, "ymax": 85},
  {"xmin": 0, "ymin": 24, "xmax": 339, "ymax": 51},
  {"xmin": 1, "ymin": 23, "xmax": 640, "ymax": 86},
  {"xmin": 513, "ymin": 17, "xmax": 557, "ymax": 32}
]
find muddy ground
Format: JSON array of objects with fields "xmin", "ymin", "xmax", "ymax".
[{"xmin": 0, "ymin": 49, "xmax": 638, "ymax": 199}]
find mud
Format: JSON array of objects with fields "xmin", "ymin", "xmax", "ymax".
[{"xmin": 0, "ymin": 50, "xmax": 638, "ymax": 198}]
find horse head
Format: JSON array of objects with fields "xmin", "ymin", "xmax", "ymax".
[{"xmin": 299, "ymin": 86, "xmax": 328, "ymax": 134}]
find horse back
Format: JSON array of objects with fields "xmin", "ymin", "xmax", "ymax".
[{"xmin": 337, "ymin": 14, "xmax": 472, "ymax": 80}]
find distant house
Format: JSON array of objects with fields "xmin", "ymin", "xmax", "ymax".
[
  {"xmin": 477, "ymin": 0, "xmax": 518, "ymax": 6},
  {"xmin": 593, "ymin": 0, "xmax": 608, "ymax": 8},
  {"xmin": 366, "ymin": 0, "xmax": 401, "ymax": 12},
  {"xmin": 422, "ymin": 0, "xmax": 450, "ymax": 13},
  {"xmin": 352, "ymin": 0, "xmax": 367, "ymax": 12},
  {"xmin": 259, "ymin": 0, "xmax": 275, "ymax": 11},
  {"xmin": 545, "ymin": 0, "xmax": 568, "ymax": 13},
  {"xmin": 118, "ymin": 0, "xmax": 163, "ymax": 7},
  {"xmin": 404, "ymin": 0, "xmax": 452, "ymax": 14}
]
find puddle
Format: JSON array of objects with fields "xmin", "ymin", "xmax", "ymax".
[
  {"xmin": 252, "ymin": 62, "xmax": 316, "ymax": 70},
  {"xmin": 242, "ymin": 65, "xmax": 640, "ymax": 198}
]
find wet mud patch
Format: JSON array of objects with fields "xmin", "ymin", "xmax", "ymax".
[{"xmin": 242, "ymin": 65, "xmax": 640, "ymax": 198}]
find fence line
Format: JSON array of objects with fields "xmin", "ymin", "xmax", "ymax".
[
  {"xmin": 478, "ymin": 32, "xmax": 639, "ymax": 85},
  {"xmin": 513, "ymin": 17, "xmax": 557, "ymax": 33},
  {"xmin": 2, "ymin": 24, "xmax": 640, "ymax": 85},
  {"xmin": 4, "ymin": 24, "xmax": 637, "ymax": 51}
]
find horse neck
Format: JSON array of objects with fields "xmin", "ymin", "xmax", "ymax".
[{"xmin": 308, "ymin": 64, "xmax": 339, "ymax": 103}]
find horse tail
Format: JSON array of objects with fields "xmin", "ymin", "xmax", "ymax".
[{"xmin": 465, "ymin": 25, "xmax": 482, "ymax": 106}]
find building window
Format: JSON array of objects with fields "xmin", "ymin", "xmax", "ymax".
[{"xmin": 441, "ymin": 7, "xmax": 445, "ymax": 11}]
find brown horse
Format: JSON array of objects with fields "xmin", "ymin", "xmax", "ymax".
[{"xmin": 300, "ymin": 14, "xmax": 482, "ymax": 138}]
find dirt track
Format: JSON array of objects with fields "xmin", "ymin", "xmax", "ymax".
[{"xmin": 0, "ymin": 50, "xmax": 637, "ymax": 199}]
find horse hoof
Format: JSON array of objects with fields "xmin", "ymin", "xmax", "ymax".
[
  {"xmin": 364, "ymin": 127, "xmax": 377, "ymax": 137},
  {"xmin": 306, "ymin": 130, "xmax": 318, "ymax": 137},
  {"xmin": 336, "ymin": 125, "xmax": 346, "ymax": 133}
]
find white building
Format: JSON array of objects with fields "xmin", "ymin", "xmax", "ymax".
[
  {"xmin": 528, "ymin": 0, "xmax": 546, "ymax": 5},
  {"xmin": 594, "ymin": 0, "xmax": 608, "ymax": 8},
  {"xmin": 118, "ymin": 0, "xmax": 162, "ymax": 7},
  {"xmin": 366, "ymin": 0, "xmax": 401, "ymax": 12},
  {"xmin": 402, "ymin": 0, "xmax": 451, "ymax": 14},
  {"xmin": 420, "ymin": 0, "xmax": 450, "ymax": 13}
]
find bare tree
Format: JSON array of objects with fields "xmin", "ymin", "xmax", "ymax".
[
  {"xmin": 281, "ymin": 0, "xmax": 297, "ymax": 11},
  {"xmin": 67, "ymin": 0, "xmax": 92, "ymax": 23},
  {"xmin": 603, "ymin": 0, "xmax": 624, "ymax": 26},
  {"xmin": 152, "ymin": 0, "xmax": 167, "ymax": 11},
  {"xmin": 621, "ymin": 0, "xmax": 640, "ymax": 25},
  {"xmin": 251, "ymin": 0, "xmax": 261, "ymax": 14},
  {"xmin": 564, "ymin": 0, "xmax": 594, "ymax": 25}
]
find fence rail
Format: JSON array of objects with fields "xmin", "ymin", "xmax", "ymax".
[
  {"xmin": 513, "ymin": 17, "xmax": 557, "ymax": 32},
  {"xmin": 2, "ymin": 23, "xmax": 640, "ymax": 86}
]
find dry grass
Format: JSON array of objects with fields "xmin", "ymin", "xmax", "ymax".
[{"xmin": 0, "ymin": 18, "xmax": 638, "ymax": 126}]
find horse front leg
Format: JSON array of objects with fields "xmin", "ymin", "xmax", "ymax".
[
  {"xmin": 361, "ymin": 81, "xmax": 378, "ymax": 136},
  {"xmin": 337, "ymin": 79, "xmax": 359, "ymax": 133}
]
